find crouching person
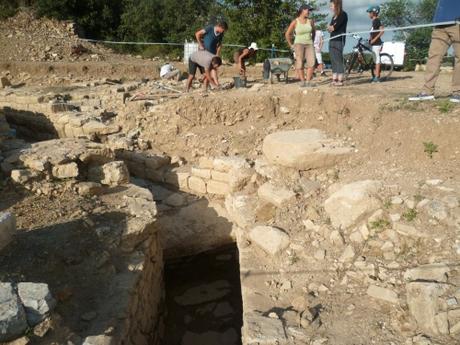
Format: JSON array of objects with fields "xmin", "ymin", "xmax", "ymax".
[
  {"xmin": 160, "ymin": 63, "xmax": 181, "ymax": 81},
  {"xmin": 186, "ymin": 50, "xmax": 222, "ymax": 92}
]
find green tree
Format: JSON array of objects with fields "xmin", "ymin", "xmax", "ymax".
[
  {"xmin": 35, "ymin": 0, "xmax": 123, "ymax": 39},
  {"xmin": 381, "ymin": 0, "xmax": 437, "ymax": 68},
  {"xmin": 222, "ymin": 0, "xmax": 326, "ymax": 60}
]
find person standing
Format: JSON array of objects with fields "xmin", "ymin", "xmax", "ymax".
[
  {"xmin": 286, "ymin": 4, "xmax": 316, "ymax": 87},
  {"xmin": 367, "ymin": 5, "xmax": 385, "ymax": 83},
  {"xmin": 328, "ymin": 0, "xmax": 348, "ymax": 86},
  {"xmin": 234, "ymin": 42, "xmax": 258, "ymax": 78},
  {"xmin": 195, "ymin": 20, "xmax": 228, "ymax": 86},
  {"xmin": 409, "ymin": 0, "xmax": 460, "ymax": 103},
  {"xmin": 314, "ymin": 29, "xmax": 327, "ymax": 77}
]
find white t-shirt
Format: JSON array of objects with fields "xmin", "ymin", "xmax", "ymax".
[
  {"xmin": 314, "ymin": 30, "xmax": 324, "ymax": 50},
  {"xmin": 160, "ymin": 64, "xmax": 174, "ymax": 78}
]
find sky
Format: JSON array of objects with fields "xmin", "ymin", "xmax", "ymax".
[{"xmin": 317, "ymin": 0, "xmax": 402, "ymax": 51}]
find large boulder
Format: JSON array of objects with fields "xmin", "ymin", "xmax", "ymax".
[
  {"xmin": 262, "ymin": 129, "xmax": 351, "ymax": 170},
  {"xmin": 249, "ymin": 226, "xmax": 290, "ymax": 255},
  {"xmin": 324, "ymin": 180, "xmax": 383, "ymax": 229},
  {"xmin": 0, "ymin": 212, "xmax": 16, "ymax": 251},
  {"xmin": 406, "ymin": 282, "xmax": 449, "ymax": 336},
  {"xmin": 0, "ymin": 283, "xmax": 28, "ymax": 342},
  {"xmin": 17, "ymin": 283, "xmax": 56, "ymax": 326}
]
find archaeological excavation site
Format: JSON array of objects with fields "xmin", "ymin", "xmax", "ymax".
[{"xmin": 1, "ymin": 11, "xmax": 460, "ymax": 345}]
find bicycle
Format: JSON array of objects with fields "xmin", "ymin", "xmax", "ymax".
[{"xmin": 345, "ymin": 34, "xmax": 394, "ymax": 81}]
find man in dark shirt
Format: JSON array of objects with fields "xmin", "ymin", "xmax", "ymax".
[
  {"xmin": 409, "ymin": 0, "xmax": 460, "ymax": 102},
  {"xmin": 195, "ymin": 20, "xmax": 228, "ymax": 55},
  {"xmin": 195, "ymin": 20, "xmax": 228, "ymax": 86},
  {"xmin": 367, "ymin": 5, "xmax": 384, "ymax": 83}
]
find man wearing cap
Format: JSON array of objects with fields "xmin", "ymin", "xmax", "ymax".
[
  {"xmin": 234, "ymin": 43, "xmax": 259, "ymax": 78},
  {"xmin": 367, "ymin": 5, "xmax": 384, "ymax": 83},
  {"xmin": 409, "ymin": 0, "xmax": 460, "ymax": 102}
]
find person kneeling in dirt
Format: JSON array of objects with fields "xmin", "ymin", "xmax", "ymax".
[
  {"xmin": 186, "ymin": 50, "xmax": 222, "ymax": 92},
  {"xmin": 160, "ymin": 63, "xmax": 181, "ymax": 81},
  {"xmin": 234, "ymin": 42, "xmax": 258, "ymax": 79}
]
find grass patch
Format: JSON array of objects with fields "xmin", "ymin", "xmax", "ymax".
[
  {"xmin": 370, "ymin": 219, "xmax": 391, "ymax": 230},
  {"xmin": 383, "ymin": 199, "xmax": 392, "ymax": 209},
  {"xmin": 423, "ymin": 141, "xmax": 438, "ymax": 159},
  {"xmin": 437, "ymin": 100, "xmax": 455, "ymax": 114},
  {"xmin": 402, "ymin": 209, "xmax": 418, "ymax": 222}
]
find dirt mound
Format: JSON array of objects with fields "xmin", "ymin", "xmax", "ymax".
[{"xmin": 0, "ymin": 10, "xmax": 113, "ymax": 63}]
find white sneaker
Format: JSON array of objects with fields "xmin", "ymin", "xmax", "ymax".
[
  {"xmin": 450, "ymin": 94, "xmax": 460, "ymax": 103},
  {"xmin": 408, "ymin": 93, "xmax": 435, "ymax": 101}
]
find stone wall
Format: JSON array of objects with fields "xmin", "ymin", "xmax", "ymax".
[
  {"xmin": 120, "ymin": 229, "xmax": 164, "ymax": 345},
  {"xmin": 0, "ymin": 88, "xmax": 122, "ymax": 142}
]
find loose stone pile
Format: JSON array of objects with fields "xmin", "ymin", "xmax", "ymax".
[{"xmin": 0, "ymin": 282, "xmax": 56, "ymax": 342}]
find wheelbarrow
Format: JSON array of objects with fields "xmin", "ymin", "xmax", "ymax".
[{"xmin": 263, "ymin": 58, "xmax": 294, "ymax": 84}]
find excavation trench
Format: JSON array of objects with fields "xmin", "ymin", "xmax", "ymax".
[{"xmin": 163, "ymin": 244, "xmax": 243, "ymax": 345}]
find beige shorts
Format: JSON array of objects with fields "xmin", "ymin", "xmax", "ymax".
[{"xmin": 294, "ymin": 44, "xmax": 315, "ymax": 69}]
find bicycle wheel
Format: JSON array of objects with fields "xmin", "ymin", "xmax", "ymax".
[
  {"xmin": 371, "ymin": 53, "xmax": 394, "ymax": 80},
  {"xmin": 344, "ymin": 53, "xmax": 358, "ymax": 79}
]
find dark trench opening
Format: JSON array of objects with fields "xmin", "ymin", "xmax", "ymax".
[{"xmin": 163, "ymin": 244, "xmax": 243, "ymax": 345}]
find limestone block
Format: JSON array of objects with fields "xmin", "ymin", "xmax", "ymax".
[
  {"xmin": 213, "ymin": 156, "xmax": 250, "ymax": 172},
  {"xmin": 75, "ymin": 182, "xmax": 103, "ymax": 196},
  {"xmin": 406, "ymin": 282, "xmax": 448, "ymax": 336},
  {"xmin": 243, "ymin": 312, "xmax": 287, "ymax": 344},
  {"xmin": 206, "ymin": 180, "xmax": 230, "ymax": 195},
  {"xmin": 164, "ymin": 193, "xmax": 187, "ymax": 207},
  {"xmin": 52, "ymin": 163, "xmax": 79, "ymax": 179},
  {"xmin": 257, "ymin": 182, "xmax": 296, "ymax": 208},
  {"xmin": 17, "ymin": 283, "xmax": 56, "ymax": 327},
  {"xmin": 0, "ymin": 212, "xmax": 16, "ymax": 251},
  {"xmin": 263, "ymin": 129, "xmax": 352, "ymax": 170},
  {"xmin": 188, "ymin": 176, "xmax": 206, "ymax": 194},
  {"xmin": 225, "ymin": 194, "xmax": 257, "ymax": 229},
  {"xmin": 199, "ymin": 156, "xmax": 214, "ymax": 169},
  {"xmin": 101, "ymin": 161, "xmax": 130, "ymax": 186},
  {"xmin": 367, "ymin": 285, "xmax": 399, "ymax": 304},
  {"xmin": 82, "ymin": 120, "xmax": 120, "ymax": 136},
  {"xmin": 211, "ymin": 170, "xmax": 230, "ymax": 182},
  {"xmin": 82, "ymin": 335, "xmax": 113, "ymax": 345},
  {"xmin": 23, "ymin": 157, "xmax": 49, "ymax": 172},
  {"xmin": 164, "ymin": 169, "xmax": 190, "ymax": 190},
  {"xmin": 0, "ymin": 283, "xmax": 28, "ymax": 342},
  {"xmin": 11, "ymin": 169, "xmax": 38, "ymax": 184},
  {"xmin": 191, "ymin": 167, "xmax": 211, "ymax": 179},
  {"xmin": 324, "ymin": 180, "xmax": 382, "ymax": 229},
  {"xmin": 145, "ymin": 155, "xmax": 170, "ymax": 171},
  {"xmin": 249, "ymin": 226, "xmax": 290, "ymax": 255},
  {"xmin": 404, "ymin": 264, "xmax": 450, "ymax": 283}
]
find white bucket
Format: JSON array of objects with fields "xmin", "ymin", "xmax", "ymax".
[{"xmin": 184, "ymin": 41, "xmax": 199, "ymax": 64}]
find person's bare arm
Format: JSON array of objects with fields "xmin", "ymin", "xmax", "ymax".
[
  {"xmin": 371, "ymin": 25, "xmax": 385, "ymax": 44},
  {"xmin": 319, "ymin": 35, "xmax": 324, "ymax": 50},
  {"xmin": 195, "ymin": 29, "xmax": 206, "ymax": 49},
  {"xmin": 238, "ymin": 48, "xmax": 250, "ymax": 70},
  {"xmin": 216, "ymin": 43, "xmax": 222, "ymax": 56},
  {"xmin": 285, "ymin": 20, "xmax": 296, "ymax": 48},
  {"xmin": 205, "ymin": 68, "xmax": 218, "ymax": 87}
]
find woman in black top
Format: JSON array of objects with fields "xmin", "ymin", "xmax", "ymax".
[{"xmin": 328, "ymin": 0, "xmax": 348, "ymax": 86}]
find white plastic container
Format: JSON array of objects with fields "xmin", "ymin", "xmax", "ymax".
[
  {"xmin": 184, "ymin": 41, "xmax": 199, "ymax": 64},
  {"xmin": 381, "ymin": 42, "xmax": 405, "ymax": 66}
]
